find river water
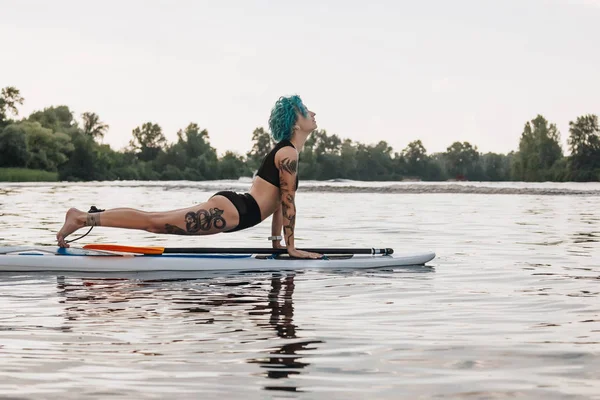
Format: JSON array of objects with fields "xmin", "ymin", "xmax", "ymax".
[{"xmin": 0, "ymin": 180, "xmax": 599, "ymax": 399}]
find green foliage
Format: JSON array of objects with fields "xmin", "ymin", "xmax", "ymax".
[
  {"xmin": 25, "ymin": 122, "xmax": 73, "ymax": 171},
  {"xmin": 155, "ymin": 123, "xmax": 220, "ymax": 180},
  {"xmin": 0, "ymin": 87, "xmax": 24, "ymax": 128},
  {"xmin": 338, "ymin": 139, "xmax": 359, "ymax": 179},
  {"xmin": 444, "ymin": 141, "xmax": 480, "ymax": 180},
  {"xmin": 220, "ymin": 151, "xmax": 252, "ymax": 179},
  {"xmin": 107, "ymin": 151, "xmax": 143, "ymax": 180},
  {"xmin": 58, "ymin": 131, "xmax": 111, "ymax": 180},
  {"xmin": 513, "ymin": 115, "xmax": 563, "ymax": 181},
  {"xmin": 129, "ymin": 122, "xmax": 167, "ymax": 162},
  {"xmin": 246, "ymin": 127, "xmax": 273, "ymax": 170},
  {"xmin": 0, "ymin": 124, "xmax": 29, "ymax": 167},
  {"xmin": 0, "ymin": 121, "xmax": 73, "ymax": 171},
  {"xmin": 299, "ymin": 130, "xmax": 345, "ymax": 180},
  {"xmin": 400, "ymin": 140, "xmax": 428, "ymax": 177},
  {"xmin": 0, "ymin": 167, "xmax": 58, "ymax": 182},
  {"xmin": 1, "ymin": 86, "xmax": 598, "ymax": 182},
  {"xmin": 312, "ymin": 130, "xmax": 342, "ymax": 156},
  {"xmin": 568, "ymin": 114, "xmax": 600, "ymax": 181},
  {"xmin": 28, "ymin": 105, "xmax": 78, "ymax": 134},
  {"xmin": 82, "ymin": 112, "xmax": 109, "ymax": 140},
  {"xmin": 480, "ymin": 152, "xmax": 511, "ymax": 181}
]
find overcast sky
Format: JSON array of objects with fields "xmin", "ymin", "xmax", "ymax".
[{"xmin": 2, "ymin": 0, "xmax": 599, "ymax": 156}]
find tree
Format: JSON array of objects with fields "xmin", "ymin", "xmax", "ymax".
[
  {"xmin": 0, "ymin": 87, "xmax": 24, "ymax": 128},
  {"xmin": 0, "ymin": 123, "xmax": 29, "ymax": 167},
  {"xmin": 178, "ymin": 123, "xmax": 216, "ymax": 160},
  {"xmin": 82, "ymin": 112, "xmax": 109, "ymax": 141},
  {"xmin": 154, "ymin": 123, "xmax": 221, "ymax": 180},
  {"xmin": 444, "ymin": 141, "xmax": 480, "ymax": 179},
  {"xmin": 567, "ymin": 114, "xmax": 600, "ymax": 181},
  {"xmin": 129, "ymin": 122, "xmax": 167, "ymax": 162},
  {"xmin": 246, "ymin": 127, "xmax": 273, "ymax": 170},
  {"xmin": 310, "ymin": 130, "xmax": 343, "ymax": 179},
  {"xmin": 107, "ymin": 150, "xmax": 142, "ymax": 180},
  {"xmin": 219, "ymin": 151, "xmax": 251, "ymax": 179},
  {"xmin": 312, "ymin": 130, "xmax": 342, "ymax": 156},
  {"xmin": 354, "ymin": 141, "xmax": 394, "ymax": 180},
  {"xmin": 0, "ymin": 121, "xmax": 74, "ymax": 171},
  {"xmin": 339, "ymin": 139, "xmax": 358, "ymax": 179},
  {"xmin": 480, "ymin": 152, "xmax": 510, "ymax": 181},
  {"xmin": 512, "ymin": 115, "xmax": 563, "ymax": 181},
  {"xmin": 401, "ymin": 140, "xmax": 428, "ymax": 178},
  {"xmin": 28, "ymin": 105, "xmax": 77, "ymax": 134},
  {"xmin": 58, "ymin": 131, "xmax": 103, "ymax": 180},
  {"xmin": 22, "ymin": 121, "xmax": 73, "ymax": 171}
]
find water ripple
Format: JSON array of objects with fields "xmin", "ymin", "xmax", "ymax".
[{"xmin": 0, "ymin": 181, "xmax": 599, "ymax": 398}]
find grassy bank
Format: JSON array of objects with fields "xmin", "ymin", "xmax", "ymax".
[{"xmin": 0, "ymin": 168, "xmax": 58, "ymax": 182}]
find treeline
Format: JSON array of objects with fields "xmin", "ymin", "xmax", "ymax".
[{"xmin": 0, "ymin": 86, "xmax": 599, "ymax": 182}]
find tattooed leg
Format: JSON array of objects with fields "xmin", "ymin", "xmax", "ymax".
[
  {"xmin": 164, "ymin": 224, "xmax": 189, "ymax": 235},
  {"xmin": 57, "ymin": 199, "xmax": 237, "ymax": 247},
  {"xmin": 165, "ymin": 208, "xmax": 227, "ymax": 235},
  {"xmin": 85, "ymin": 213, "xmax": 101, "ymax": 227}
]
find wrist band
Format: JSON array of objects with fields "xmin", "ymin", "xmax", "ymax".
[{"xmin": 268, "ymin": 236, "xmax": 283, "ymax": 241}]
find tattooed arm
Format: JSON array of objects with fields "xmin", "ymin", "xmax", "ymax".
[
  {"xmin": 276, "ymin": 147, "xmax": 321, "ymax": 259},
  {"xmin": 271, "ymin": 205, "xmax": 284, "ymax": 249}
]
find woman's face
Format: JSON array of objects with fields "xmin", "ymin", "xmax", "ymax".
[{"xmin": 296, "ymin": 108, "xmax": 317, "ymax": 133}]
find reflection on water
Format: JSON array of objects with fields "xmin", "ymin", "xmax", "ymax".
[
  {"xmin": 53, "ymin": 273, "xmax": 321, "ymax": 393},
  {"xmin": 573, "ymin": 232, "xmax": 599, "ymax": 244},
  {"xmin": 247, "ymin": 275, "xmax": 322, "ymax": 390}
]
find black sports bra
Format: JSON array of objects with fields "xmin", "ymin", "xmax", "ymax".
[{"xmin": 256, "ymin": 139, "xmax": 299, "ymax": 190}]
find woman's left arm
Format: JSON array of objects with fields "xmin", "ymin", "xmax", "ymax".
[{"xmin": 271, "ymin": 205, "xmax": 284, "ymax": 249}]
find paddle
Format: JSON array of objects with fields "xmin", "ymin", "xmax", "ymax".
[{"xmin": 83, "ymin": 244, "xmax": 394, "ymax": 256}]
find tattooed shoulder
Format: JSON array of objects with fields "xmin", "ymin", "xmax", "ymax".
[{"xmin": 279, "ymin": 157, "xmax": 298, "ymax": 174}]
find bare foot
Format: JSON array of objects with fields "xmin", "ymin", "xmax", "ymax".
[{"xmin": 56, "ymin": 208, "xmax": 86, "ymax": 248}]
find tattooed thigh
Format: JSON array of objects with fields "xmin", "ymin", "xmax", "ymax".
[{"xmin": 163, "ymin": 198, "xmax": 239, "ymax": 235}]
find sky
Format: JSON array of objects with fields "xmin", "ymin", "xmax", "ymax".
[{"xmin": 1, "ymin": 0, "xmax": 599, "ymax": 156}]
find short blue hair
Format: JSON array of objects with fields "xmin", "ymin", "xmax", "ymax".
[{"xmin": 268, "ymin": 95, "xmax": 308, "ymax": 142}]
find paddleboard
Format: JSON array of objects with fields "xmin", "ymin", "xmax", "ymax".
[{"xmin": 0, "ymin": 246, "xmax": 435, "ymax": 272}]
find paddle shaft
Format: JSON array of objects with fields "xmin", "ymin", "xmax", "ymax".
[
  {"xmin": 161, "ymin": 247, "xmax": 394, "ymax": 255},
  {"xmin": 82, "ymin": 244, "xmax": 394, "ymax": 255}
]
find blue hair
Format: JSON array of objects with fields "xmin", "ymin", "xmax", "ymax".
[{"xmin": 268, "ymin": 95, "xmax": 308, "ymax": 142}]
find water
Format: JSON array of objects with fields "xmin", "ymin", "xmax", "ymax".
[{"xmin": 0, "ymin": 181, "xmax": 599, "ymax": 399}]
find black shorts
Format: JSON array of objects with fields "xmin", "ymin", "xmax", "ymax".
[{"xmin": 212, "ymin": 191, "xmax": 262, "ymax": 232}]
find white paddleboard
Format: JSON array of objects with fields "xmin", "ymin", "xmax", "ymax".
[{"xmin": 0, "ymin": 246, "xmax": 436, "ymax": 272}]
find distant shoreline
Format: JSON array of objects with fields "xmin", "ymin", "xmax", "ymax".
[{"xmin": 3, "ymin": 176, "xmax": 599, "ymax": 196}]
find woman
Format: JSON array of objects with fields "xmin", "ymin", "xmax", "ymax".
[{"xmin": 56, "ymin": 95, "xmax": 322, "ymax": 259}]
